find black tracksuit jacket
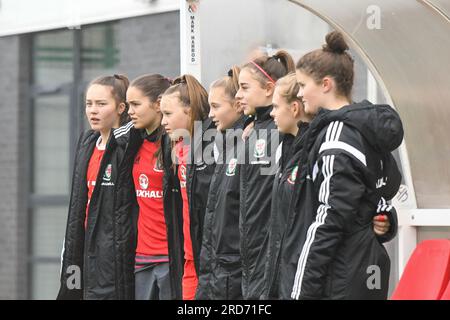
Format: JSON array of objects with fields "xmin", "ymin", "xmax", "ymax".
[
  {"xmin": 166, "ymin": 118, "xmax": 216, "ymax": 282},
  {"xmin": 263, "ymin": 119, "xmax": 398, "ymax": 300},
  {"xmin": 239, "ymin": 105, "xmax": 281, "ymax": 299},
  {"xmin": 278, "ymin": 101, "xmax": 403, "ymax": 300},
  {"xmin": 196, "ymin": 115, "xmax": 247, "ymax": 300},
  {"xmin": 58, "ymin": 125, "xmax": 137, "ymax": 300}
]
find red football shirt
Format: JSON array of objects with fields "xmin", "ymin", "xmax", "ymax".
[
  {"xmin": 85, "ymin": 137, "xmax": 105, "ymax": 229},
  {"xmin": 175, "ymin": 140, "xmax": 194, "ymax": 261},
  {"xmin": 175, "ymin": 140, "xmax": 198, "ymax": 299},
  {"xmin": 133, "ymin": 139, "xmax": 168, "ymax": 256}
]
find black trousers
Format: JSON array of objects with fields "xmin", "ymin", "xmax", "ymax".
[{"xmin": 135, "ymin": 262, "xmax": 172, "ymax": 300}]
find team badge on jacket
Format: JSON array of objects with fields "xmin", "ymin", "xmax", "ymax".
[
  {"xmin": 103, "ymin": 164, "xmax": 112, "ymax": 181},
  {"xmin": 226, "ymin": 158, "xmax": 238, "ymax": 176},
  {"xmin": 254, "ymin": 139, "xmax": 266, "ymax": 158},
  {"xmin": 139, "ymin": 174, "xmax": 149, "ymax": 190},
  {"xmin": 179, "ymin": 164, "xmax": 187, "ymax": 188},
  {"xmin": 180, "ymin": 165, "xmax": 187, "ymax": 181},
  {"xmin": 287, "ymin": 165, "xmax": 299, "ymax": 185}
]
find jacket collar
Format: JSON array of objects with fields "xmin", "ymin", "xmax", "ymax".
[
  {"xmin": 141, "ymin": 125, "xmax": 163, "ymax": 143},
  {"xmin": 202, "ymin": 117, "xmax": 216, "ymax": 132},
  {"xmin": 220, "ymin": 114, "xmax": 248, "ymax": 148},
  {"xmin": 254, "ymin": 105, "xmax": 273, "ymax": 122},
  {"xmin": 230, "ymin": 114, "xmax": 248, "ymax": 131},
  {"xmin": 81, "ymin": 130, "xmax": 100, "ymax": 146}
]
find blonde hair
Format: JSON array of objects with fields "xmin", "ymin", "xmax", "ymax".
[
  {"xmin": 276, "ymin": 73, "xmax": 302, "ymax": 104},
  {"xmin": 162, "ymin": 74, "xmax": 209, "ymax": 135},
  {"xmin": 210, "ymin": 66, "xmax": 240, "ymax": 102}
]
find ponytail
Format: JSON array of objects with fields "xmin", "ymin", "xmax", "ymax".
[
  {"xmin": 228, "ymin": 66, "xmax": 241, "ymax": 95},
  {"xmin": 242, "ymin": 49, "xmax": 295, "ymax": 87},
  {"xmin": 272, "ymin": 50, "xmax": 296, "ymax": 75},
  {"xmin": 163, "ymin": 74, "xmax": 209, "ymax": 135},
  {"xmin": 210, "ymin": 65, "xmax": 241, "ymax": 102},
  {"xmin": 113, "ymin": 74, "xmax": 130, "ymax": 88}
]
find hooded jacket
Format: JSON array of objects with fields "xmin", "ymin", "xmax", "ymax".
[{"xmin": 279, "ymin": 100, "xmax": 403, "ymax": 300}]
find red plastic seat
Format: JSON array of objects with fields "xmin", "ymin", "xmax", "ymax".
[
  {"xmin": 440, "ymin": 277, "xmax": 450, "ymax": 300},
  {"xmin": 391, "ymin": 239, "xmax": 450, "ymax": 300}
]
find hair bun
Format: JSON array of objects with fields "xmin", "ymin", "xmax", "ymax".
[{"xmin": 323, "ymin": 31, "xmax": 349, "ymax": 54}]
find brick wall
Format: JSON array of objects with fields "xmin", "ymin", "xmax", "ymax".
[
  {"xmin": 0, "ymin": 11, "xmax": 179, "ymax": 300},
  {"xmin": 117, "ymin": 11, "xmax": 180, "ymax": 80},
  {"xmin": 0, "ymin": 35, "xmax": 30, "ymax": 299}
]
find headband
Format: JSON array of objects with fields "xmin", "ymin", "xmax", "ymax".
[{"xmin": 250, "ymin": 61, "xmax": 275, "ymax": 83}]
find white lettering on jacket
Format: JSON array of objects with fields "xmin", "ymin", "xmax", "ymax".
[{"xmin": 136, "ymin": 190, "xmax": 164, "ymax": 198}]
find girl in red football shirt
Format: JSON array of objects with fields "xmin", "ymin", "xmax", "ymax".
[
  {"xmin": 125, "ymin": 74, "xmax": 173, "ymax": 299},
  {"xmin": 160, "ymin": 75, "xmax": 211, "ymax": 300}
]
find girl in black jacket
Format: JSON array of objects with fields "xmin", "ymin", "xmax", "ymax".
[
  {"xmin": 58, "ymin": 75, "xmax": 132, "ymax": 300},
  {"xmin": 234, "ymin": 50, "xmax": 296, "ymax": 299},
  {"xmin": 281, "ymin": 31, "xmax": 402, "ymax": 300},
  {"xmin": 196, "ymin": 66, "xmax": 247, "ymax": 300},
  {"xmin": 262, "ymin": 73, "xmax": 311, "ymax": 300},
  {"xmin": 263, "ymin": 73, "xmax": 397, "ymax": 299},
  {"xmin": 160, "ymin": 74, "xmax": 214, "ymax": 300}
]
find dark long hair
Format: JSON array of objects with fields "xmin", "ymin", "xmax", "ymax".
[{"xmin": 129, "ymin": 73, "xmax": 172, "ymax": 166}]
